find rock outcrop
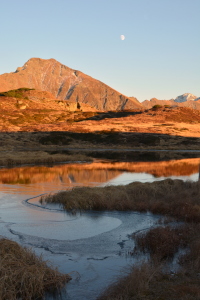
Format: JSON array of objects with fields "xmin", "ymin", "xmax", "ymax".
[{"xmin": 0, "ymin": 58, "xmax": 142, "ymax": 111}]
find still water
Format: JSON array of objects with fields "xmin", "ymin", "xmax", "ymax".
[{"xmin": 0, "ymin": 157, "xmax": 199, "ymax": 299}]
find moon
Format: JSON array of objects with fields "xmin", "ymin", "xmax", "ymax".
[{"xmin": 120, "ymin": 35, "xmax": 125, "ymax": 40}]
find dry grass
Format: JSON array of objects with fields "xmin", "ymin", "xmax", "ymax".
[
  {"xmin": 1, "ymin": 104, "xmax": 200, "ymax": 141},
  {"xmin": 99, "ymin": 223, "xmax": 200, "ymax": 300},
  {"xmin": 42, "ymin": 179, "xmax": 200, "ymax": 299},
  {"xmin": 0, "ymin": 151, "xmax": 92, "ymax": 167},
  {"xmin": 1, "ymin": 130, "xmax": 200, "ymax": 154},
  {"xmin": 98, "ymin": 260, "xmax": 200, "ymax": 300},
  {"xmin": 179, "ymin": 239, "xmax": 200, "ymax": 274},
  {"xmin": 133, "ymin": 225, "xmax": 189, "ymax": 260},
  {"xmin": 132, "ymin": 223, "xmax": 200, "ymax": 259},
  {"xmin": 0, "ymin": 238, "xmax": 71, "ymax": 300},
  {"xmin": 41, "ymin": 179, "xmax": 200, "ymax": 222},
  {"xmin": 98, "ymin": 262, "xmax": 163, "ymax": 300}
]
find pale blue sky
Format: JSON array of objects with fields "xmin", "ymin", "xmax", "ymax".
[{"xmin": 0, "ymin": 0, "xmax": 199, "ymax": 101}]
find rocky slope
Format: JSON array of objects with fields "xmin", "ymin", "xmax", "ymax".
[
  {"xmin": 0, "ymin": 58, "xmax": 142, "ymax": 111},
  {"xmin": 0, "ymin": 88, "xmax": 99, "ymax": 131}
]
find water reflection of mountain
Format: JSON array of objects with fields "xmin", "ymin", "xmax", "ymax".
[
  {"xmin": 0, "ymin": 158, "xmax": 199, "ymax": 186},
  {"xmin": 0, "ymin": 164, "xmax": 121, "ymax": 185}
]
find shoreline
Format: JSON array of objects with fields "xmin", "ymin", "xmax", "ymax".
[{"xmin": 0, "ymin": 147, "xmax": 200, "ymax": 168}]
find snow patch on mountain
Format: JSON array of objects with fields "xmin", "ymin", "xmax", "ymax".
[{"xmin": 175, "ymin": 93, "xmax": 197, "ymax": 103}]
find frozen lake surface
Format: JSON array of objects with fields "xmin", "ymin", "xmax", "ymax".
[
  {"xmin": 0, "ymin": 190, "xmax": 158, "ymax": 300},
  {"xmin": 0, "ymin": 158, "xmax": 199, "ymax": 299}
]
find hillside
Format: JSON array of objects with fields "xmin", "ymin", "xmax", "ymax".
[
  {"xmin": 0, "ymin": 88, "xmax": 99, "ymax": 131},
  {"xmin": 0, "ymin": 58, "xmax": 142, "ymax": 111},
  {"xmin": 0, "ymin": 102, "xmax": 200, "ymax": 155}
]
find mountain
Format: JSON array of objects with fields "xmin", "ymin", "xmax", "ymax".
[
  {"xmin": 174, "ymin": 93, "xmax": 197, "ymax": 103},
  {"xmin": 142, "ymin": 93, "xmax": 200, "ymax": 109},
  {"xmin": 0, "ymin": 58, "xmax": 142, "ymax": 111},
  {"xmin": 142, "ymin": 98, "xmax": 175, "ymax": 109}
]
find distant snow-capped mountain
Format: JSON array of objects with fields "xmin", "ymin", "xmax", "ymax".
[
  {"xmin": 174, "ymin": 93, "xmax": 197, "ymax": 103},
  {"xmin": 142, "ymin": 93, "xmax": 200, "ymax": 110}
]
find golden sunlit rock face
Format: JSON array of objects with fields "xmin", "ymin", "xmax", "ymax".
[
  {"xmin": 0, "ymin": 58, "xmax": 142, "ymax": 111},
  {"xmin": 1, "ymin": 59, "xmax": 200, "ymax": 140}
]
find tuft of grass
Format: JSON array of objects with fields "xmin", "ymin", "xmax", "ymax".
[
  {"xmin": 40, "ymin": 174, "xmax": 200, "ymax": 300},
  {"xmin": 98, "ymin": 262, "xmax": 163, "ymax": 300},
  {"xmin": 179, "ymin": 239, "xmax": 200, "ymax": 274},
  {"xmin": 98, "ymin": 259, "xmax": 200, "ymax": 300},
  {"xmin": 95, "ymin": 180, "xmax": 200, "ymax": 300},
  {"xmin": 41, "ymin": 179, "xmax": 200, "ymax": 222},
  {"xmin": 0, "ymin": 238, "xmax": 71, "ymax": 300},
  {"xmin": 133, "ymin": 224, "xmax": 196, "ymax": 260},
  {"xmin": 99, "ymin": 223, "xmax": 200, "ymax": 300}
]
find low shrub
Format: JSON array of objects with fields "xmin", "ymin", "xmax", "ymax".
[
  {"xmin": 39, "ymin": 132, "xmax": 72, "ymax": 145},
  {"xmin": 152, "ymin": 104, "xmax": 163, "ymax": 110}
]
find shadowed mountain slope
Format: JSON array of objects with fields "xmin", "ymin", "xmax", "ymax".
[{"xmin": 0, "ymin": 58, "xmax": 142, "ymax": 111}]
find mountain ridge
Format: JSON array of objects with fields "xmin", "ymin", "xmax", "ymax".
[
  {"xmin": 0, "ymin": 58, "xmax": 142, "ymax": 111},
  {"xmin": 142, "ymin": 93, "xmax": 200, "ymax": 109}
]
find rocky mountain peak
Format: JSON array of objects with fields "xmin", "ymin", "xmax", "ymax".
[
  {"xmin": 0, "ymin": 58, "xmax": 142, "ymax": 111},
  {"xmin": 175, "ymin": 93, "xmax": 197, "ymax": 103}
]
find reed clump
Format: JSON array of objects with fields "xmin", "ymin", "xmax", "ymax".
[
  {"xmin": 133, "ymin": 225, "xmax": 188, "ymax": 260},
  {"xmin": 0, "ymin": 238, "xmax": 71, "ymax": 300},
  {"xmin": 179, "ymin": 239, "xmax": 200, "ymax": 274},
  {"xmin": 98, "ymin": 262, "xmax": 163, "ymax": 300},
  {"xmin": 133, "ymin": 223, "xmax": 200, "ymax": 259},
  {"xmin": 98, "ymin": 260, "xmax": 200, "ymax": 300},
  {"xmin": 41, "ymin": 179, "xmax": 200, "ymax": 222},
  {"xmin": 99, "ymin": 223, "xmax": 200, "ymax": 300},
  {"xmin": 40, "ymin": 179, "xmax": 200, "ymax": 299}
]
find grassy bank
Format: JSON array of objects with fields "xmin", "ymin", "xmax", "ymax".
[
  {"xmin": 98, "ymin": 258, "xmax": 200, "ymax": 300},
  {"xmin": 0, "ymin": 238, "xmax": 71, "ymax": 300},
  {"xmin": 99, "ymin": 223, "xmax": 200, "ymax": 300},
  {"xmin": 1, "ymin": 131, "xmax": 200, "ymax": 152},
  {"xmin": 0, "ymin": 151, "xmax": 92, "ymax": 167},
  {"xmin": 40, "ymin": 179, "xmax": 200, "ymax": 222},
  {"xmin": 98, "ymin": 201, "xmax": 200, "ymax": 299},
  {"xmin": 41, "ymin": 179, "xmax": 200, "ymax": 299}
]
